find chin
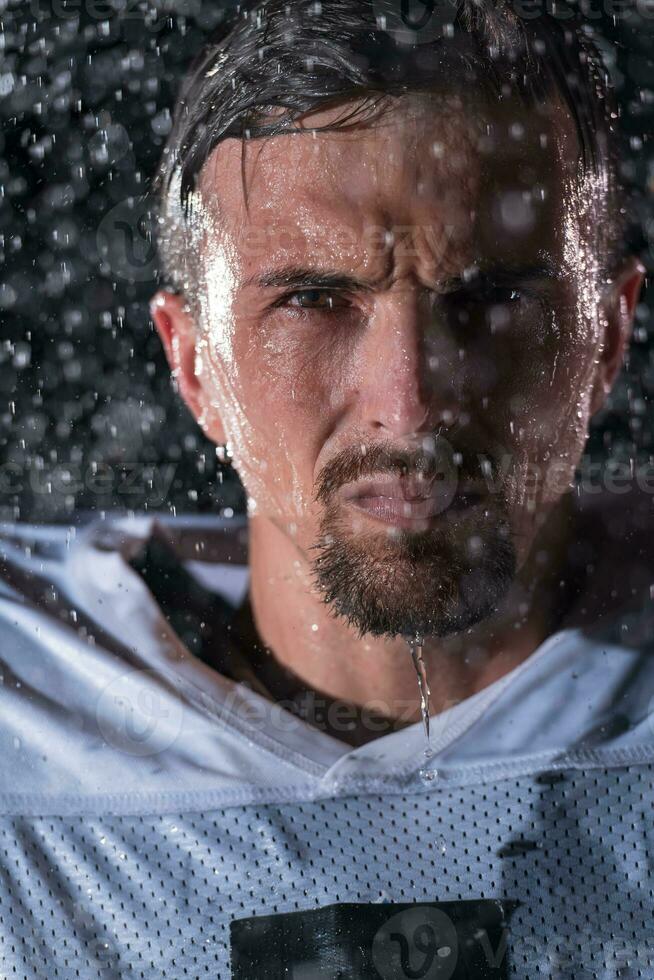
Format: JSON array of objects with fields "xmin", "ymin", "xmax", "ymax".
[{"xmin": 310, "ymin": 503, "xmax": 517, "ymax": 639}]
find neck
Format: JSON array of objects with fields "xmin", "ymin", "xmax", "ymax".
[{"xmin": 241, "ymin": 494, "xmax": 578, "ymax": 746}]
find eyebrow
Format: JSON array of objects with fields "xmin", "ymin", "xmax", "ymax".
[
  {"xmin": 242, "ymin": 266, "xmax": 377, "ymax": 292},
  {"xmin": 439, "ymin": 260, "xmax": 565, "ymax": 293},
  {"xmin": 242, "ymin": 259, "xmax": 564, "ymax": 293}
]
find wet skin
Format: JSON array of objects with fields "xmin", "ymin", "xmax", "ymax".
[{"xmin": 152, "ymin": 91, "xmax": 643, "ymax": 741}]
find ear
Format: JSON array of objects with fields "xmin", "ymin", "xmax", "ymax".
[
  {"xmin": 590, "ymin": 255, "xmax": 646, "ymax": 417},
  {"xmin": 150, "ymin": 289, "xmax": 226, "ymax": 443},
  {"xmin": 150, "ymin": 290, "xmax": 201, "ymax": 416}
]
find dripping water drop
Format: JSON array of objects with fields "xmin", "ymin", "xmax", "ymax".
[{"xmin": 406, "ymin": 631, "xmax": 431, "ymax": 741}]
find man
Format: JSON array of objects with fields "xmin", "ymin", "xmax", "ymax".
[{"xmin": 0, "ymin": 0, "xmax": 652, "ymax": 977}]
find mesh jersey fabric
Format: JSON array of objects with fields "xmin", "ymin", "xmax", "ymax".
[
  {"xmin": 3, "ymin": 769, "xmax": 654, "ymax": 979},
  {"xmin": 0, "ymin": 501, "xmax": 652, "ymax": 979}
]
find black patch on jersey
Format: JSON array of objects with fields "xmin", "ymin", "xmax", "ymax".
[{"xmin": 230, "ymin": 899, "xmax": 512, "ymax": 979}]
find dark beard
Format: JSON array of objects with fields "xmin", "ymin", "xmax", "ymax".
[{"xmin": 310, "ymin": 502, "xmax": 516, "ymax": 639}]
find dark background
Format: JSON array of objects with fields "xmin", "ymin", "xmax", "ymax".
[{"xmin": 0, "ymin": 0, "xmax": 653, "ymax": 524}]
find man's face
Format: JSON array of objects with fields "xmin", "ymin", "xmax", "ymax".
[{"xmin": 169, "ymin": 92, "xmax": 627, "ymax": 638}]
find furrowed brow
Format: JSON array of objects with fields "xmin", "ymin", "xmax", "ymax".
[
  {"xmin": 440, "ymin": 260, "xmax": 566, "ymax": 293},
  {"xmin": 242, "ymin": 266, "xmax": 375, "ymax": 292},
  {"xmin": 242, "ymin": 261, "xmax": 565, "ymax": 294}
]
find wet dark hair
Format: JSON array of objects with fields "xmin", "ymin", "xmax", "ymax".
[{"xmin": 154, "ymin": 0, "xmax": 623, "ymax": 297}]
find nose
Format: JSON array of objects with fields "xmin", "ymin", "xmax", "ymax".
[{"xmin": 356, "ymin": 288, "xmax": 462, "ymax": 438}]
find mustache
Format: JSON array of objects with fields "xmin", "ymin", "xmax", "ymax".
[{"xmin": 314, "ymin": 438, "xmax": 499, "ymax": 505}]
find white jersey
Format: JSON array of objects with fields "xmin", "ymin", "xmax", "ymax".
[{"xmin": 0, "ymin": 500, "xmax": 653, "ymax": 979}]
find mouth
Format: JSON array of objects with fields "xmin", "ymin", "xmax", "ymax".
[{"xmin": 340, "ymin": 476, "xmax": 485, "ymax": 530}]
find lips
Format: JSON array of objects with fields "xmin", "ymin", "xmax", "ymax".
[
  {"xmin": 340, "ymin": 475, "xmax": 484, "ymax": 529},
  {"xmin": 348, "ymin": 495, "xmax": 449, "ymax": 523}
]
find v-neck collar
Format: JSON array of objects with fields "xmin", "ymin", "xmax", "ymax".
[{"xmin": 62, "ymin": 516, "xmax": 519, "ymax": 776}]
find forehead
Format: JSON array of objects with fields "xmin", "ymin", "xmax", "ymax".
[{"xmin": 197, "ymin": 91, "xmax": 582, "ymax": 275}]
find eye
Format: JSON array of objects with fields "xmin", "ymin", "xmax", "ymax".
[
  {"xmin": 444, "ymin": 284, "xmax": 524, "ymax": 311},
  {"xmin": 281, "ymin": 289, "xmax": 349, "ymax": 311},
  {"xmin": 479, "ymin": 286, "xmax": 523, "ymax": 304},
  {"xmin": 443, "ymin": 283, "xmax": 538, "ymax": 332}
]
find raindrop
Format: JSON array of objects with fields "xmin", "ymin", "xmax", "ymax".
[{"xmin": 497, "ymin": 190, "xmax": 535, "ymax": 234}]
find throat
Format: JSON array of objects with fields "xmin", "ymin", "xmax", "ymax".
[{"xmin": 226, "ymin": 596, "xmax": 413, "ymax": 747}]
